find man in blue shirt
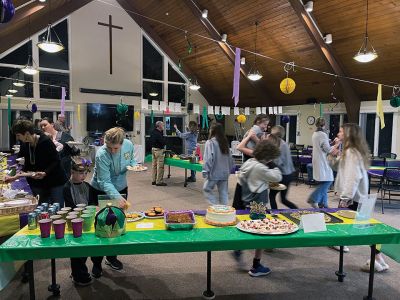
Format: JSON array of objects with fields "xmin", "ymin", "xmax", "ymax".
[{"xmin": 174, "ymin": 121, "xmax": 198, "ymax": 182}]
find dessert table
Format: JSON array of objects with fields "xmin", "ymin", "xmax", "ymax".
[{"xmin": 1, "ymin": 209, "xmax": 400, "ymax": 300}]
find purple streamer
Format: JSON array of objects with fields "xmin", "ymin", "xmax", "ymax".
[
  {"xmin": 61, "ymin": 87, "xmax": 66, "ymax": 115},
  {"xmin": 232, "ymin": 47, "xmax": 241, "ymax": 107}
]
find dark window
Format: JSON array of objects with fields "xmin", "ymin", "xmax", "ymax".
[
  {"xmin": 365, "ymin": 113, "xmax": 375, "ymax": 153},
  {"xmin": 168, "ymin": 83, "xmax": 186, "ymax": 106},
  {"xmin": 41, "ymin": 111, "xmax": 54, "ymax": 121},
  {"xmin": 38, "ymin": 20, "xmax": 69, "ymax": 70},
  {"xmin": 0, "ymin": 41, "xmax": 32, "ymax": 65},
  {"xmin": 344, "ymin": 114, "xmax": 348, "ymax": 123},
  {"xmin": 143, "ymin": 81, "xmax": 163, "ymax": 102},
  {"xmin": 143, "ymin": 37, "xmax": 163, "ymax": 80},
  {"xmin": 378, "ymin": 113, "xmax": 393, "ymax": 155},
  {"xmin": 39, "ymin": 71, "xmax": 70, "ymax": 99},
  {"xmin": 0, "ymin": 67, "xmax": 33, "ymax": 97},
  {"xmin": 168, "ymin": 63, "xmax": 185, "ymax": 83},
  {"xmin": 289, "ymin": 115, "xmax": 297, "ymax": 144},
  {"xmin": 329, "ymin": 114, "xmax": 340, "ymax": 140}
]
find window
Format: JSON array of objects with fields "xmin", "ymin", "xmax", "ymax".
[
  {"xmin": 365, "ymin": 113, "xmax": 376, "ymax": 154},
  {"xmin": 378, "ymin": 113, "xmax": 393, "ymax": 155},
  {"xmin": 143, "ymin": 37, "xmax": 163, "ymax": 80},
  {"xmin": 39, "ymin": 71, "xmax": 70, "ymax": 99},
  {"xmin": 143, "ymin": 81, "xmax": 163, "ymax": 102},
  {"xmin": 38, "ymin": 20, "xmax": 69, "ymax": 70},
  {"xmin": 329, "ymin": 114, "xmax": 341, "ymax": 140},
  {"xmin": 0, "ymin": 67, "xmax": 33, "ymax": 98},
  {"xmin": 0, "ymin": 41, "xmax": 32, "ymax": 65},
  {"xmin": 168, "ymin": 63, "xmax": 185, "ymax": 83},
  {"xmin": 168, "ymin": 83, "xmax": 186, "ymax": 106},
  {"xmin": 280, "ymin": 115, "xmax": 297, "ymax": 144},
  {"xmin": 41, "ymin": 111, "xmax": 54, "ymax": 121}
]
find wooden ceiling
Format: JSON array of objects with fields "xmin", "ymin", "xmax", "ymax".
[{"xmin": 2, "ymin": 0, "xmax": 399, "ymax": 109}]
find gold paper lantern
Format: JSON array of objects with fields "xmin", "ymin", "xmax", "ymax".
[
  {"xmin": 280, "ymin": 78, "xmax": 296, "ymax": 94},
  {"xmin": 237, "ymin": 114, "xmax": 246, "ymax": 124},
  {"xmin": 134, "ymin": 111, "xmax": 141, "ymax": 120}
]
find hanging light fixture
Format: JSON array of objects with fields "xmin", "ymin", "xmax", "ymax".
[
  {"xmin": 190, "ymin": 45, "xmax": 201, "ymax": 90},
  {"xmin": 37, "ymin": 1, "xmax": 64, "ymax": 53},
  {"xmin": 21, "ymin": 55, "xmax": 39, "ymax": 75},
  {"xmin": 8, "ymin": 87, "xmax": 18, "ymax": 94},
  {"xmin": 13, "ymin": 71, "xmax": 26, "ymax": 87},
  {"xmin": 149, "ymin": 92, "xmax": 159, "ymax": 97},
  {"xmin": 353, "ymin": 0, "xmax": 377, "ymax": 63},
  {"xmin": 5, "ymin": 94, "xmax": 13, "ymax": 98},
  {"xmin": 248, "ymin": 21, "xmax": 263, "ymax": 81}
]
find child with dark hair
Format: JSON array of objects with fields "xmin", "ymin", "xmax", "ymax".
[
  {"xmin": 64, "ymin": 157, "xmax": 98, "ymax": 286},
  {"xmin": 232, "ymin": 140, "xmax": 282, "ymax": 277},
  {"xmin": 202, "ymin": 123, "xmax": 234, "ymax": 204}
]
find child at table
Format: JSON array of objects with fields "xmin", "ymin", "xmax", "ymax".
[
  {"xmin": 232, "ymin": 140, "xmax": 282, "ymax": 277},
  {"xmin": 64, "ymin": 157, "xmax": 98, "ymax": 286}
]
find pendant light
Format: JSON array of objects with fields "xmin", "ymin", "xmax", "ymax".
[
  {"xmin": 353, "ymin": 0, "xmax": 377, "ymax": 63},
  {"xmin": 21, "ymin": 16, "xmax": 39, "ymax": 75},
  {"xmin": 13, "ymin": 71, "xmax": 25, "ymax": 87},
  {"xmin": 190, "ymin": 45, "xmax": 201, "ymax": 90},
  {"xmin": 248, "ymin": 21, "xmax": 263, "ymax": 81},
  {"xmin": 37, "ymin": 0, "xmax": 64, "ymax": 53}
]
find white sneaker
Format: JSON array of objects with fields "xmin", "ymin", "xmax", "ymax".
[
  {"xmin": 330, "ymin": 246, "xmax": 349, "ymax": 253},
  {"xmin": 361, "ymin": 259, "xmax": 386, "ymax": 273},
  {"xmin": 376, "ymin": 256, "xmax": 390, "ymax": 271}
]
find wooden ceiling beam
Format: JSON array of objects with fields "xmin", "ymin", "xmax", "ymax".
[
  {"xmin": 116, "ymin": 0, "xmax": 216, "ymax": 104},
  {"xmin": 184, "ymin": 0, "xmax": 273, "ymax": 105},
  {"xmin": 288, "ymin": 0, "xmax": 361, "ymax": 122}
]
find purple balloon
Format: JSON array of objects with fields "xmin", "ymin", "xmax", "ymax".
[
  {"xmin": 282, "ymin": 115, "xmax": 290, "ymax": 124},
  {"xmin": 31, "ymin": 103, "xmax": 38, "ymax": 113},
  {"xmin": 1, "ymin": 0, "xmax": 15, "ymax": 23}
]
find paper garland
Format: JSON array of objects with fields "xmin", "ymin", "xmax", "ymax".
[
  {"xmin": 77, "ymin": 104, "xmax": 81, "ymax": 124},
  {"xmin": 202, "ymin": 106, "xmax": 208, "ymax": 129},
  {"xmin": 232, "ymin": 47, "xmax": 241, "ymax": 106}
]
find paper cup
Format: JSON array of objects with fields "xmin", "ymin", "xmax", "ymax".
[
  {"xmin": 73, "ymin": 207, "xmax": 84, "ymax": 217},
  {"xmin": 38, "ymin": 219, "xmax": 51, "ymax": 238},
  {"xmin": 61, "ymin": 207, "xmax": 72, "ymax": 212},
  {"xmin": 66, "ymin": 215, "xmax": 76, "ymax": 231},
  {"xmin": 85, "ymin": 206, "xmax": 97, "ymax": 213},
  {"xmin": 76, "ymin": 203, "xmax": 87, "ymax": 208},
  {"xmin": 53, "ymin": 219, "xmax": 66, "ymax": 239},
  {"xmin": 71, "ymin": 218, "xmax": 83, "ymax": 238},
  {"xmin": 68, "ymin": 211, "xmax": 79, "ymax": 217},
  {"xmin": 81, "ymin": 214, "xmax": 93, "ymax": 232},
  {"xmin": 57, "ymin": 210, "xmax": 68, "ymax": 220}
]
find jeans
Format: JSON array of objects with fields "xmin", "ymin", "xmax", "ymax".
[
  {"xmin": 190, "ymin": 170, "xmax": 196, "ymax": 180},
  {"xmin": 203, "ymin": 179, "xmax": 228, "ymax": 205},
  {"xmin": 269, "ymin": 174, "xmax": 298, "ymax": 209},
  {"xmin": 306, "ymin": 164, "xmax": 314, "ymax": 182},
  {"xmin": 30, "ymin": 185, "xmax": 65, "ymax": 206},
  {"xmin": 309, "ymin": 181, "xmax": 332, "ymax": 207}
]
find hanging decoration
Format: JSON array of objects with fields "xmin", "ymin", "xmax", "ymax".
[
  {"xmin": 77, "ymin": 104, "xmax": 81, "ymax": 124},
  {"xmin": 319, "ymin": 102, "xmax": 323, "ymax": 117},
  {"xmin": 185, "ymin": 32, "xmax": 193, "ymax": 55},
  {"xmin": 376, "ymin": 84, "xmax": 385, "ymax": 129},
  {"xmin": 60, "ymin": 87, "xmax": 66, "ymax": 116},
  {"xmin": 232, "ymin": 47, "xmax": 241, "ymax": 106},
  {"xmin": 150, "ymin": 110, "xmax": 154, "ymax": 128},
  {"xmin": 116, "ymin": 97, "xmax": 129, "ymax": 127},
  {"xmin": 178, "ymin": 59, "xmax": 183, "ymax": 71},
  {"xmin": 389, "ymin": 86, "xmax": 400, "ymax": 108},
  {"xmin": 26, "ymin": 100, "xmax": 37, "ymax": 113},
  {"xmin": 280, "ymin": 62, "xmax": 296, "ymax": 94},
  {"xmin": 134, "ymin": 111, "xmax": 141, "ymax": 120},
  {"xmin": 0, "ymin": 0, "xmax": 15, "ymax": 24},
  {"xmin": 202, "ymin": 106, "xmax": 209, "ymax": 129},
  {"xmin": 237, "ymin": 114, "xmax": 246, "ymax": 124},
  {"xmin": 281, "ymin": 115, "xmax": 290, "ymax": 124},
  {"xmin": 329, "ymin": 78, "xmax": 341, "ymax": 111},
  {"xmin": 7, "ymin": 96, "xmax": 11, "ymax": 128},
  {"xmin": 215, "ymin": 113, "xmax": 224, "ymax": 121}
]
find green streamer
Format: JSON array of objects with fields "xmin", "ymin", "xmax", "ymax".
[
  {"xmin": 150, "ymin": 110, "xmax": 154, "ymax": 130},
  {"xmin": 320, "ymin": 102, "xmax": 323, "ymax": 117},
  {"xmin": 8, "ymin": 96, "xmax": 11, "ymax": 128},
  {"xmin": 202, "ymin": 106, "xmax": 208, "ymax": 129}
]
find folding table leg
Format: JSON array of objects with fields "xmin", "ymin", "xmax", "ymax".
[
  {"xmin": 335, "ymin": 246, "xmax": 346, "ymax": 282},
  {"xmin": 202, "ymin": 251, "xmax": 215, "ymax": 300},
  {"xmin": 48, "ymin": 259, "xmax": 60, "ymax": 296},
  {"xmin": 363, "ymin": 245, "xmax": 376, "ymax": 300},
  {"xmin": 27, "ymin": 260, "xmax": 35, "ymax": 300},
  {"xmin": 168, "ymin": 165, "xmax": 171, "ymax": 178},
  {"xmin": 184, "ymin": 169, "xmax": 188, "ymax": 187},
  {"xmin": 21, "ymin": 261, "xmax": 30, "ymax": 283}
]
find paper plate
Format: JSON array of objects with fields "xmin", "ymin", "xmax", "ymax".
[
  {"xmin": 337, "ymin": 210, "xmax": 357, "ymax": 219},
  {"xmin": 127, "ymin": 166, "xmax": 148, "ymax": 172},
  {"xmin": 3, "ymin": 199, "xmax": 31, "ymax": 207},
  {"xmin": 66, "ymin": 141, "xmax": 83, "ymax": 146},
  {"xmin": 126, "ymin": 212, "xmax": 145, "ymax": 222},
  {"xmin": 145, "ymin": 214, "xmax": 164, "ymax": 219}
]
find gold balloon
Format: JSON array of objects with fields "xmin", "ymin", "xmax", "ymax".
[
  {"xmin": 237, "ymin": 114, "xmax": 246, "ymax": 123},
  {"xmin": 280, "ymin": 78, "xmax": 296, "ymax": 94},
  {"xmin": 134, "ymin": 111, "xmax": 141, "ymax": 120}
]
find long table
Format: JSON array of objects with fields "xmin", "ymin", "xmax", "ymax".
[{"xmin": 1, "ymin": 209, "xmax": 400, "ymax": 299}]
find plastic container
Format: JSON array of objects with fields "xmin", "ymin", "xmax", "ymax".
[{"xmin": 164, "ymin": 210, "xmax": 196, "ymax": 230}]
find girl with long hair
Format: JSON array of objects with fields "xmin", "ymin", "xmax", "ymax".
[{"xmin": 202, "ymin": 123, "xmax": 234, "ymax": 205}]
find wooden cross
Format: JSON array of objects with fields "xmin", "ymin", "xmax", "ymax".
[{"xmin": 98, "ymin": 15, "xmax": 123, "ymax": 75}]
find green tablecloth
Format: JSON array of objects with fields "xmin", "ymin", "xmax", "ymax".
[
  {"xmin": 1, "ymin": 217, "xmax": 400, "ymax": 262},
  {"xmin": 145, "ymin": 154, "xmax": 203, "ymax": 172}
]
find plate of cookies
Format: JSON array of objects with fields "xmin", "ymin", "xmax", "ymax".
[
  {"xmin": 126, "ymin": 211, "xmax": 145, "ymax": 222},
  {"xmin": 145, "ymin": 206, "xmax": 165, "ymax": 218}
]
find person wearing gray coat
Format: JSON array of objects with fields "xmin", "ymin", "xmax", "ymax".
[{"xmin": 308, "ymin": 118, "xmax": 334, "ymax": 208}]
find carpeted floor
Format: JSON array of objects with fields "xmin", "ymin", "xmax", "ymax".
[{"xmin": 1, "ymin": 164, "xmax": 399, "ymax": 299}]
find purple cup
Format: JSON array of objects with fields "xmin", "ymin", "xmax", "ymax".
[
  {"xmin": 53, "ymin": 219, "xmax": 66, "ymax": 239},
  {"xmin": 71, "ymin": 218, "xmax": 83, "ymax": 238},
  {"xmin": 38, "ymin": 219, "xmax": 52, "ymax": 238}
]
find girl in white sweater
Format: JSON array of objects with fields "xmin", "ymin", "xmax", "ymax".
[{"xmin": 330, "ymin": 123, "xmax": 389, "ymax": 272}]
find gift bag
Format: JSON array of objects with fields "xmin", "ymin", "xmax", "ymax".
[{"xmin": 94, "ymin": 205, "xmax": 126, "ymax": 238}]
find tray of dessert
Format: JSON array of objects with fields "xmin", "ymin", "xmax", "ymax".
[
  {"xmin": 164, "ymin": 210, "xmax": 196, "ymax": 230},
  {"xmin": 281, "ymin": 210, "xmax": 343, "ymax": 224},
  {"xmin": 145, "ymin": 206, "xmax": 165, "ymax": 218},
  {"xmin": 126, "ymin": 211, "xmax": 145, "ymax": 222},
  {"xmin": 237, "ymin": 218, "xmax": 299, "ymax": 235},
  {"xmin": 127, "ymin": 165, "xmax": 148, "ymax": 172}
]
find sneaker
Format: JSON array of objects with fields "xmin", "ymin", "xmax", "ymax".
[
  {"xmin": 70, "ymin": 274, "xmax": 93, "ymax": 286},
  {"xmin": 105, "ymin": 257, "xmax": 123, "ymax": 270},
  {"xmin": 376, "ymin": 256, "xmax": 390, "ymax": 271},
  {"xmin": 231, "ymin": 250, "xmax": 246, "ymax": 270},
  {"xmin": 152, "ymin": 181, "xmax": 156, "ymax": 185},
  {"xmin": 91, "ymin": 264, "xmax": 103, "ymax": 278},
  {"xmin": 307, "ymin": 198, "xmax": 319, "ymax": 209},
  {"xmin": 248, "ymin": 264, "xmax": 272, "ymax": 277},
  {"xmin": 330, "ymin": 246, "xmax": 349, "ymax": 253},
  {"xmin": 186, "ymin": 177, "xmax": 196, "ymax": 182},
  {"xmin": 156, "ymin": 182, "xmax": 167, "ymax": 186},
  {"xmin": 361, "ymin": 259, "xmax": 386, "ymax": 273}
]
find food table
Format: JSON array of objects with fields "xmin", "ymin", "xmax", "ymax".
[{"xmin": 1, "ymin": 209, "xmax": 400, "ymax": 300}]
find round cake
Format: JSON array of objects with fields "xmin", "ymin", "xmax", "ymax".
[{"xmin": 205, "ymin": 205, "xmax": 237, "ymax": 226}]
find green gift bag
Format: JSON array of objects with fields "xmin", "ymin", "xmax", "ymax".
[{"xmin": 94, "ymin": 206, "xmax": 126, "ymax": 238}]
